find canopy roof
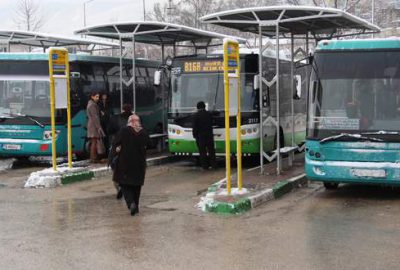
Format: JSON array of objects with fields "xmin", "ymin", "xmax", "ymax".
[
  {"xmin": 0, "ymin": 30, "xmax": 119, "ymax": 48},
  {"xmin": 74, "ymin": 21, "xmax": 246, "ymax": 45},
  {"xmin": 201, "ymin": 6, "xmax": 380, "ymax": 38}
]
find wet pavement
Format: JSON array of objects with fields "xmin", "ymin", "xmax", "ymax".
[{"xmin": 1, "ymin": 160, "xmax": 400, "ymax": 269}]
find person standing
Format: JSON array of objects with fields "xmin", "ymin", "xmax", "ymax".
[
  {"xmin": 112, "ymin": 114, "xmax": 150, "ymax": 216},
  {"xmin": 192, "ymin": 101, "xmax": 217, "ymax": 170},
  {"xmin": 86, "ymin": 91, "xmax": 105, "ymax": 162},
  {"xmin": 98, "ymin": 93, "xmax": 112, "ymax": 156},
  {"xmin": 107, "ymin": 103, "xmax": 133, "ymax": 144}
]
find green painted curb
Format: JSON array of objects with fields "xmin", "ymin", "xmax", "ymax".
[
  {"xmin": 61, "ymin": 171, "xmax": 95, "ymax": 185},
  {"xmin": 205, "ymin": 198, "xmax": 251, "ymax": 215},
  {"xmin": 272, "ymin": 180, "xmax": 294, "ymax": 199}
]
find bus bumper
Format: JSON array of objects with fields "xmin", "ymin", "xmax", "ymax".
[
  {"xmin": 0, "ymin": 138, "xmax": 56, "ymax": 157},
  {"xmin": 305, "ymin": 157, "xmax": 400, "ymax": 185}
]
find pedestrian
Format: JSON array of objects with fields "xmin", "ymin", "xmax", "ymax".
[
  {"xmin": 192, "ymin": 101, "xmax": 217, "ymax": 170},
  {"xmin": 98, "ymin": 93, "xmax": 112, "ymax": 156},
  {"xmin": 107, "ymin": 103, "xmax": 133, "ymax": 144},
  {"xmin": 112, "ymin": 114, "xmax": 150, "ymax": 216},
  {"xmin": 107, "ymin": 103, "xmax": 133, "ymax": 200},
  {"xmin": 86, "ymin": 91, "xmax": 105, "ymax": 163}
]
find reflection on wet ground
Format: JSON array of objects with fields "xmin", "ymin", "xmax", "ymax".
[{"xmin": 1, "ymin": 161, "xmax": 400, "ymax": 269}]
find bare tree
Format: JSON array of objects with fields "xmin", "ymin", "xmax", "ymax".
[{"xmin": 14, "ymin": 0, "xmax": 45, "ymax": 31}]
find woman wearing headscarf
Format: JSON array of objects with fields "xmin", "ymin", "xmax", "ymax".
[{"xmin": 111, "ymin": 114, "xmax": 151, "ymax": 216}]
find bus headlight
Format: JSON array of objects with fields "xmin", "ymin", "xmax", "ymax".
[{"xmin": 241, "ymin": 129, "xmax": 246, "ymax": 135}]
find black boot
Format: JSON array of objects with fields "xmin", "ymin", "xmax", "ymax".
[
  {"xmin": 116, "ymin": 189, "xmax": 123, "ymax": 200},
  {"xmin": 130, "ymin": 202, "xmax": 137, "ymax": 216}
]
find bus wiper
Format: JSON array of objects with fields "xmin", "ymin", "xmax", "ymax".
[
  {"xmin": 361, "ymin": 131, "xmax": 400, "ymax": 135},
  {"xmin": 20, "ymin": 114, "xmax": 45, "ymax": 128},
  {"xmin": 320, "ymin": 133, "xmax": 383, "ymax": 144},
  {"xmin": 1, "ymin": 112, "xmax": 45, "ymax": 128}
]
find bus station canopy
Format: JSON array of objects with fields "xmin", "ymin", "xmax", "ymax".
[
  {"xmin": 200, "ymin": 6, "xmax": 380, "ymax": 38},
  {"xmin": 74, "ymin": 21, "xmax": 246, "ymax": 45},
  {"xmin": 0, "ymin": 30, "xmax": 120, "ymax": 48}
]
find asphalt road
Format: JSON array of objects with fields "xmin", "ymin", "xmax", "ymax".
[{"xmin": 0, "ymin": 161, "xmax": 400, "ymax": 270}]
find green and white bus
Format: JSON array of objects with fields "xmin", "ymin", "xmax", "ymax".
[
  {"xmin": 0, "ymin": 53, "xmax": 165, "ymax": 158},
  {"xmin": 168, "ymin": 52, "xmax": 307, "ymax": 156}
]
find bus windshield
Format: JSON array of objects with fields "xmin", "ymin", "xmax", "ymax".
[
  {"xmin": 308, "ymin": 51, "xmax": 400, "ymax": 140},
  {"xmin": 0, "ymin": 77, "xmax": 51, "ymax": 118},
  {"xmin": 170, "ymin": 73, "xmax": 257, "ymax": 113}
]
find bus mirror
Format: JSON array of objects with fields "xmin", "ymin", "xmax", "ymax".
[
  {"xmin": 70, "ymin": 72, "xmax": 80, "ymax": 78},
  {"xmin": 154, "ymin": 70, "xmax": 161, "ymax": 86},
  {"xmin": 293, "ymin": 75, "xmax": 302, "ymax": 100},
  {"xmin": 295, "ymin": 55, "xmax": 313, "ymax": 69},
  {"xmin": 253, "ymin": 74, "xmax": 260, "ymax": 90}
]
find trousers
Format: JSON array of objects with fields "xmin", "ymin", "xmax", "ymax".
[
  {"xmin": 196, "ymin": 135, "xmax": 217, "ymax": 169},
  {"xmin": 120, "ymin": 184, "xmax": 142, "ymax": 210}
]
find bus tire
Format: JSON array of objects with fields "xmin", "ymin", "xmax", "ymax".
[
  {"xmin": 274, "ymin": 126, "xmax": 285, "ymax": 149},
  {"xmin": 324, "ymin": 182, "xmax": 339, "ymax": 190}
]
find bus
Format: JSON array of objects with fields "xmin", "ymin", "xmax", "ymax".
[
  {"xmin": 168, "ymin": 53, "xmax": 307, "ymax": 156},
  {"xmin": 0, "ymin": 53, "xmax": 165, "ymax": 159},
  {"xmin": 305, "ymin": 39, "xmax": 400, "ymax": 189}
]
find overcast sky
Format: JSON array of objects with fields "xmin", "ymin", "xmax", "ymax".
[{"xmin": 0, "ymin": 0, "xmax": 166, "ymax": 36}]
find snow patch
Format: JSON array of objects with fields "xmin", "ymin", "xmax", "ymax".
[
  {"xmin": 24, "ymin": 167, "xmax": 87, "ymax": 188},
  {"xmin": 0, "ymin": 158, "xmax": 16, "ymax": 171}
]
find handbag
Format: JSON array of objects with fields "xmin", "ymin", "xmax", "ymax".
[
  {"xmin": 97, "ymin": 138, "xmax": 106, "ymax": 155},
  {"xmin": 108, "ymin": 145, "xmax": 120, "ymax": 171}
]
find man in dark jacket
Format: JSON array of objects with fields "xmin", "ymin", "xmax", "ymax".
[
  {"xmin": 192, "ymin": 101, "xmax": 217, "ymax": 170},
  {"xmin": 112, "ymin": 114, "xmax": 150, "ymax": 216}
]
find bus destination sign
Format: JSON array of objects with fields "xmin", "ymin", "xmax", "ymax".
[{"xmin": 183, "ymin": 60, "xmax": 223, "ymax": 73}]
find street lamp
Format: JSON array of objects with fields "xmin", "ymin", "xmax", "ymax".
[
  {"xmin": 83, "ymin": 0, "xmax": 95, "ymax": 27},
  {"xmin": 143, "ymin": 0, "xmax": 146, "ymax": 21}
]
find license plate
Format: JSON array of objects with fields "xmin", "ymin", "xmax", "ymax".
[
  {"xmin": 352, "ymin": 168, "xmax": 386, "ymax": 178},
  {"xmin": 2, "ymin": 144, "xmax": 21, "ymax": 150}
]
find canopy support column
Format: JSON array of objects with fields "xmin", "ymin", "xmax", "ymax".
[
  {"xmin": 258, "ymin": 25, "xmax": 264, "ymax": 175},
  {"xmin": 276, "ymin": 24, "xmax": 281, "ymax": 175},
  {"xmin": 119, "ymin": 37, "xmax": 123, "ymax": 112},
  {"xmin": 132, "ymin": 36, "xmax": 136, "ymax": 112},
  {"xmin": 291, "ymin": 34, "xmax": 295, "ymax": 147}
]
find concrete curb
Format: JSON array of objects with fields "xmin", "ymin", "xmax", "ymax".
[
  {"xmin": 25, "ymin": 155, "xmax": 178, "ymax": 188},
  {"xmin": 201, "ymin": 174, "xmax": 307, "ymax": 215}
]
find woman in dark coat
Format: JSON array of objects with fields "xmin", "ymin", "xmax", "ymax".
[{"xmin": 112, "ymin": 114, "xmax": 150, "ymax": 216}]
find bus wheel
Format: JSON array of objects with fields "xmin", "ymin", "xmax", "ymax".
[{"xmin": 324, "ymin": 182, "xmax": 339, "ymax": 190}]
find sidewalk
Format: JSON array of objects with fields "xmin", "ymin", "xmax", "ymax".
[{"xmin": 199, "ymin": 154, "xmax": 307, "ymax": 215}]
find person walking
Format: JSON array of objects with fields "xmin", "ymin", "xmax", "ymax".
[
  {"xmin": 86, "ymin": 91, "xmax": 105, "ymax": 162},
  {"xmin": 107, "ymin": 104, "xmax": 133, "ymax": 200},
  {"xmin": 192, "ymin": 101, "xmax": 217, "ymax": 170},
  {"xmin": 112, "ymin": 114, "xmax": 150, "ymax": 216}
]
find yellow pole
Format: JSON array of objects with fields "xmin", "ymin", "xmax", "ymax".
[
  {"xmin": 48, "ymin": 49, "xmax": 57, "ymax": 171},
  {"xmin": 65, "ymin": 52, "xmax": 72, "ymax": 168},
  {"xmin": 223, "ymin": 42, "xmax": 231, "ymax": 195},
  {"xmin": 236, "ymin": 45, "xmax": 242, "ymax": 191}
]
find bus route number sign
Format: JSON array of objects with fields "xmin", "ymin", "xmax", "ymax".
[
  {"xmin": 227, "ymin": 43, "xmax": 238, "ymax": 70},
  {"xmin": 51, "ymin": 50, "xmax": 67, "ymax": 75}
]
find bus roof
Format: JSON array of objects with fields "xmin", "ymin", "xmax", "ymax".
[
  {"xmin": 0, "ymin": 30, "xmax": 119, "ymax": 49},
  {"xmin": 316, "ymin": 38, "xmax": 400, "ymax": 51},
  {"xmin": 201, "ymin": 6, "xmax": 380, "ymax": 38},
  {"xmin": 0, "ymin": 52, "xmax": 160, "ymax": 65},
  {"xmin": 74, "ymin": 21, "xmax": 246, "ymax": 45}
]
